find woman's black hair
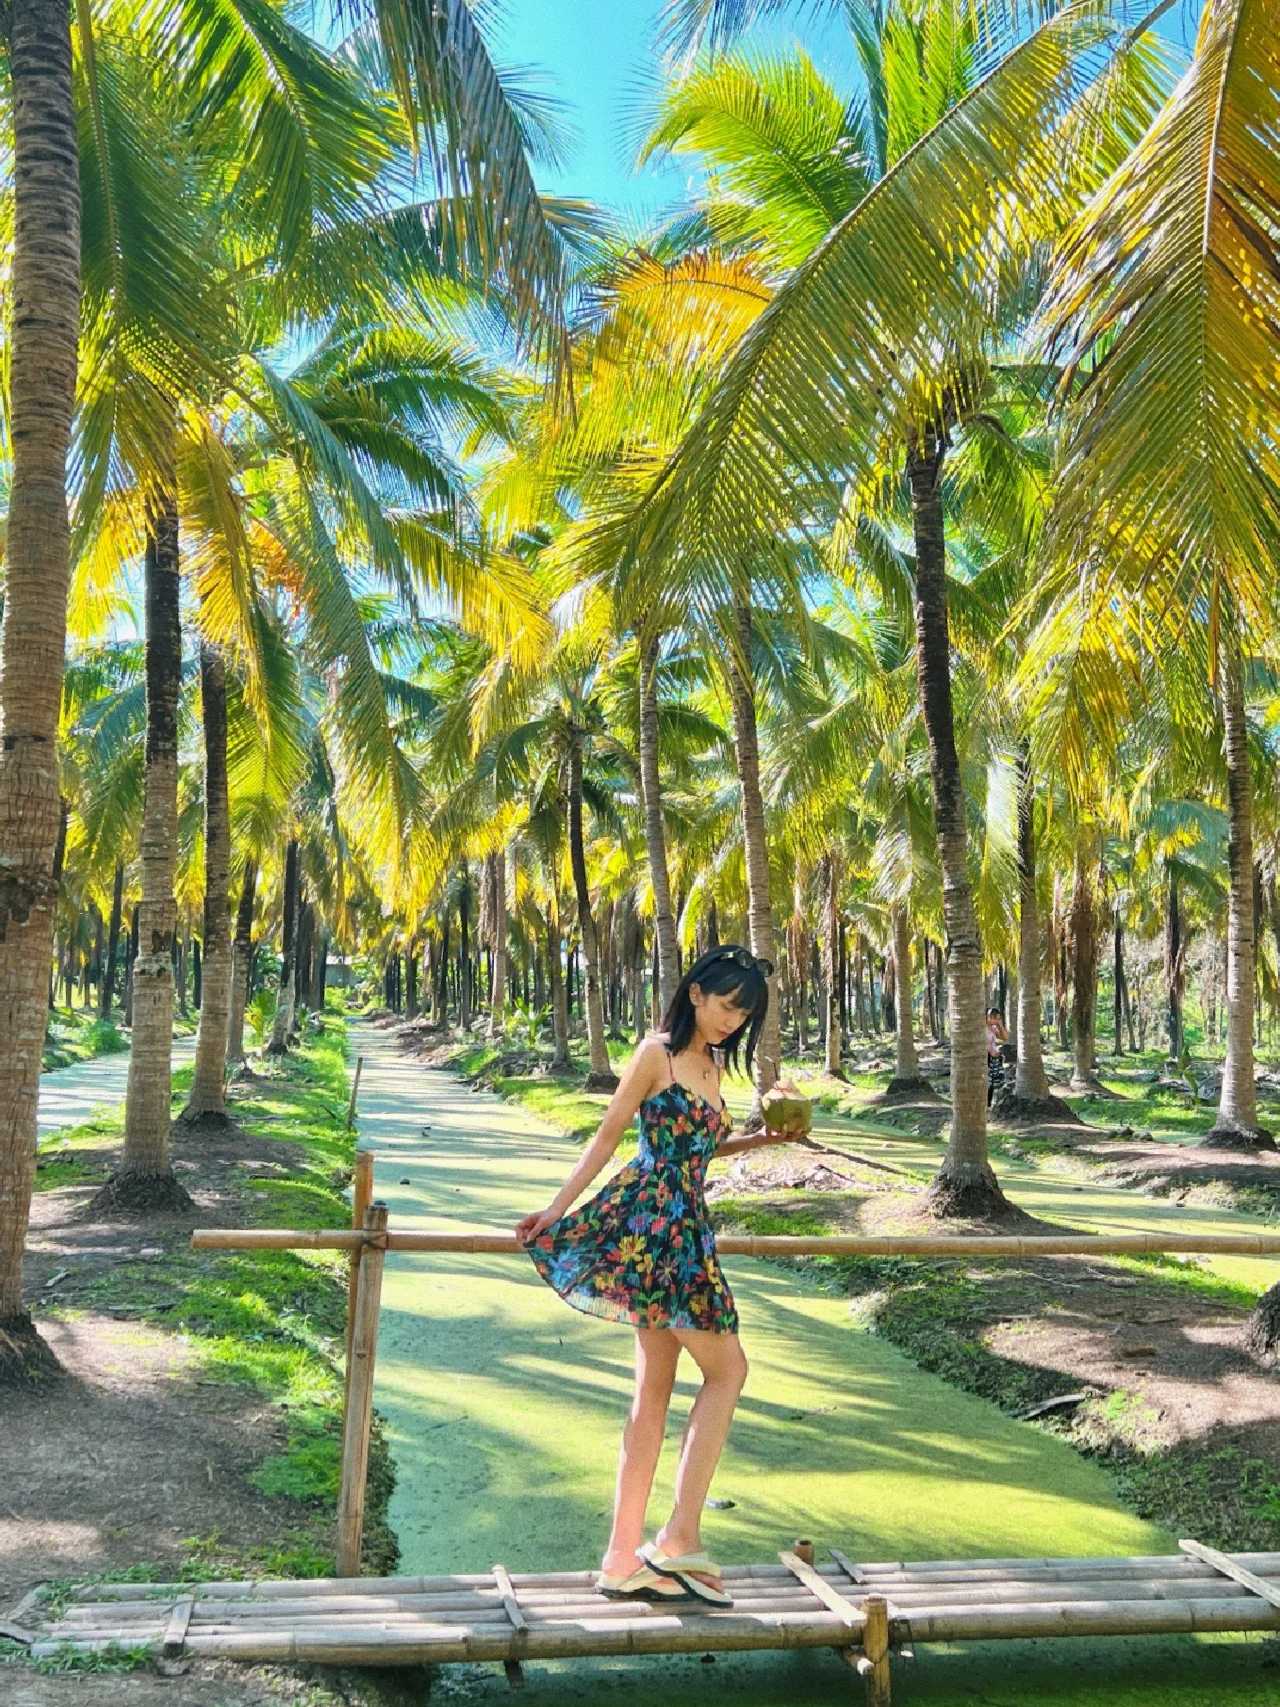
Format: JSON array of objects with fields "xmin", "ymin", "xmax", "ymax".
[{"xmin": 659, "ymin": 944, "xmax": 771, "ymax": 1075}]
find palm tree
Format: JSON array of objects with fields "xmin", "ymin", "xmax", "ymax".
[
  {"xmin": 0, "ymin": 0, "xmax": 574, "ymax": 1370},
  {"xmin": 1007, "ymin": 744, "xmax": 1072, "ymax": 1115},
  {"xmin": 583, "ymin": 3, "xmax": 1162, "ymax": 1209},
  {"xmin": 179, "ymin": 641, "xmax": 234, "ymax": 1127},
  {"xmin": 723, "ymin": 599, "xmax": 783, "ymax": 1110},
  {"xmin": 639, "ymin": 633, "xmax": 680, "ymax": 1013},
  {"xmin": 0, "ymin": 0, "xmax": 83, "ymax": 1379},
  {"xmin": 1204, "ymin": 635, "xmax": 1268, "ymax": 1146},
  {"xmin": 96, "ymin": 499, "xmax": 194, "ymax": 1210},
  {"xmin": 1040, "ymin": 0, "xmax": 1280, "ymax": 1137}
]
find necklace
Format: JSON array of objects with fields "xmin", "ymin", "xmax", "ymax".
[{"xmin": 680, "ymin": 1043, "xmax": 718, "ymax": 1095}]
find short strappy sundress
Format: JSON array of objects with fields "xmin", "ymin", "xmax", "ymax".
[{"xmin": 524, "ymin": 1046, "xmax": 739, "ymax": 1333}]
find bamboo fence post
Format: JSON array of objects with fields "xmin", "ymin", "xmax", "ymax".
[
  {"xmin": 859, "ymin": 1594, "xmax": 891, "ymax": 1706},
  {"xmin": 346, "ymin": 1054, "xmax": 365, "ymax": 1129},
  {"xmin": 794, "ymin": 1538, "xmax": 815, "ymax": 1567},
  {"xmin": 336, "ymin": 1201, "xmax": 388, "ymax": 1577},
  {"xmin": 342, "ymin": 1152, "xmax": 375, "ymax": 1423}
]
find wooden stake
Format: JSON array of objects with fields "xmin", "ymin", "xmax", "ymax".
[
  {"xmin": 859, "ymin": 1595, "xmax": 891, "ymax": 1705},
  {"xmin": 342, "ymin": 1152, "xmax": 374, "ymax": 1423},
  {"xmin": 346, "ymin": 1054, "xmax": 365, "ymax": 1129},
  {"xmin": 336, "ymin": 1202, "xmax": 388, "ymax": 1577},
  {"xmin": 162, "ymin": 1596, "xmax": 195, "ymax": 1657}
]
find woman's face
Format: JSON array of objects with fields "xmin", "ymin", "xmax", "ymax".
[{"xmin": 690, "ymin": 981, "xmax": 752, "ymax": 1045}]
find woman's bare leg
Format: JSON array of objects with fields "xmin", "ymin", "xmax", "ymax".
[
  {"xmin": 599, "ymin": 1327, "xmax": 681, "ymax": 1575},
  {"xmin": 654, "ymin": 1329, "xmax": 748, "ymax": 1582}
]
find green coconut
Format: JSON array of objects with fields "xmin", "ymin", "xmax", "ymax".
[{"xmin": 762, "ymin": 1091, "xmax": 812, "ymax": 1135}]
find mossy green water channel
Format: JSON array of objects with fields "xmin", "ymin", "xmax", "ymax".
[{"xmin": 354, "ymin": 1026, "xmax": 1277, "ymax": 1704}]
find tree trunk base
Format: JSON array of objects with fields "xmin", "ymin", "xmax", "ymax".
[
  {"xmin": 263, "ymin": 1039, "xmax": 290, "ymax": 1057},
  {"xmin": 1198, "ymin": 1123, "xmax": 1277, "ymax": 1154},
  {"xmin": 880, "ymin": 1075, "xmax": 940, "ymax": 1104},
  {"xmin": 583, "ymin": 1071, "xmax": 620, "ymax": 1093},
  {"xmin": 1247, "ymin": 1283, "xmax": 1280, "ymax": 1358},
  {"xmin": 1069, "ymin": 1073, "xmax": 1115, "ymax": 1097},
  {"xmin": 174, "ymin": 1107, "xmax": 247, "ymax": 1138},
  {"xmin": 991, "ymin": 1089, "xmax": 1080, "ymax": 1126},
  {"xmin": 88, "ymin": 1168, "xmax": 195, "ymax": 1215},
  {"xmin": 924, "ymin": 1161, "xmax": 1017, "ymax": 1221},
  {"xmin": 0, "ymin": 1313, "xmax": 62, "ymax": 1389}
]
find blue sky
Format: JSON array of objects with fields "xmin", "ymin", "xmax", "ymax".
[
  {"xmin": 490, "ymin": 0, "xmax": 1201, "ymax": 217},
  {"xmin": 489, "ymin": 1, "xmax": 857, "ymax": 218}
]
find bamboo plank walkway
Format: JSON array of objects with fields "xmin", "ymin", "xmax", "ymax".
[{"xmin": 12, "ymin": 1545, "xmax": 1280, "ymax": 1700}]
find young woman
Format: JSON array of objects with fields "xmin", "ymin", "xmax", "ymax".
[{"xmin": 516, "ymin": 944, "xmax": 810, "ymax": 1610}]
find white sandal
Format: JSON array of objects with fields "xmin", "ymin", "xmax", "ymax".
[
  {"xmin": 639, "ymin": 1542, "xmax": 734, "ymax": 1607},
  {"xmin": 597, "ymin": 1563, "xmax": 697, "ymax": 1602}
]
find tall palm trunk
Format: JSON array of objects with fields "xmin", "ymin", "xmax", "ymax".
[
  {"xmin": 100, "ymin": 861, "xmax": 125, "ymax": 1019},
  {"xmin": 227, "ymin": 858, "xmax": 257, "ymax": 1064},
  {"xmin": 725, "ymin": 599, "xmax": 782, "ymax": 1121},
  {"xmin": 568, "ymin": 738, "xmax": 618, "ymax": 1089},
  {"xmin": 1165, "ymin": 870, "xmax": 1184, "ymax": 1064},
  {"xmin": 266, "ymin": 839, "xmax": 300, "ymax": 1053},
  {"xmin": 1206, "ymin": 636, "xmax": 1272, "ymax": 1148},
  {"xmin": 788, "ymin": 871, "xmax": 808, "ymax": 1054},
  {"xmin": 106, "ymin": 496, "xmax": 192, "ymax": 1211},
  {"xmin": 181, "ymin": 643, "xmax": 233, "ymax": 1124},
  {"xmin": 822, "ymin": 853, "xmax": 843, "ymax": 1075},
  {"xmin": 546, "ymin": 892, "xmax": 571, "ymax": 1071},
  {"xmin": 458, "ymin": 875, "xmax": 472, "ymax": 1031},
  {"xmin": 0, "ymin": 0, "xmax": 82, "ymax": 1377},
  {"xmin": 887, "ymin": 901, "xmax": 932, "ymax": 1096},
  {"xmin": 1068, "ymin": 842, "xmax": 1102, "ymax": 1091},
  {"xmin": 906, "ymin": 430, "xmax": 1009, "ymax": 1217},
  {"xmin": 638, "ymin": 632, "xmax": 680, "ymax": 1014},
  {"xmin": 295, "ymin": 899, "xmax": 314, "ymax": 1012},
  {"xmin": 406, "ymin": 937, "xmax": 419, "ymax": 1018},
  {"xmin": 488, "ymin": 847, "xmax": 508, "ymax": 1038},
  {"xmin": 1003, "ymin": 751, "xmax": 1073, "ymax": 1122}
]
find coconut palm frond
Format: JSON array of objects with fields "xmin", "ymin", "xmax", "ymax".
[{"xmin": 1042, "ymin": 0, "xmax": 1280, "ymax": 636}]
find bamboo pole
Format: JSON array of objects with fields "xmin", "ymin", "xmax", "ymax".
[
  {"xmin": 30, "ymin": 1594, "xmax": 1280, "ymax": 1668},
  {"xmin": 52, "ymin": 1572, "xmax": 1274, "ymax": 1633},
  {"xmin": 342, "ymin": 1151, "xmax": 374, "ymax": 1423},
  {"xmin": 191, "ymin": 1227, "xmax": 1280, "ymax": 1258},
  {"xmin": 346, "ymin": 1054, "xmax": 364, "ymax": 1129},
  {"xmin": 70, "ymin": 1552, "xmax": 1280, "ymax": 1599},
  {"xmin": 336, "ymin": 1201, "xmax": 388, "ymax": 1577}
]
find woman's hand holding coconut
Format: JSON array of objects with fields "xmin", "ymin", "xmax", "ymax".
[{"xmin": 762, "ymin": 1076, "xmax": 812, "ymax": 1140}]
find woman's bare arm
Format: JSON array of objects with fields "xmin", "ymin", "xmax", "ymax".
[
  {"xmin": 714, "ymin": 1129, "xmax": 798, "ymax": 1160},
  {"xmin": 540, "ymin": 1038, "xmax": 666, "ymax": 1218}
]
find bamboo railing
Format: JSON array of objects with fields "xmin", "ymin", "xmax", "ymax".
[
  {"xmin": 189, "ymin": 1204, "xmax": 1280, "ymax": 1582},
  {"xmin": 192, "ymin": 1227, "xmax": 1280, "ymax": 1257}
]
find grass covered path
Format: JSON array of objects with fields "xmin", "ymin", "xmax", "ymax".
[
  {"xmin": 36, "ymin": 1030, "xmax": 196, "ymax": 1140},
  {"xmin": 355, "ymin": 1024, "xmax": 1277, "ymax": 1706}
]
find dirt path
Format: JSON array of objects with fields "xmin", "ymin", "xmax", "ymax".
[
  {"xmin": 351, "ymin": 1025, "xmax": 1277, "ymax": 1706},
  {"xmin": 37, "ymin": 1033, "xmax": 196, "ymax": 1140}
]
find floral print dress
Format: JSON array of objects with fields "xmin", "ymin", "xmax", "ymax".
[{"xmin": 525, "ymin": 1050, "xmax": 739, "ymax": 1333}]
